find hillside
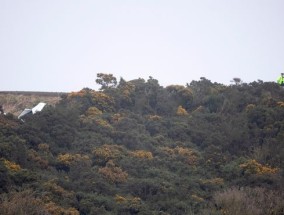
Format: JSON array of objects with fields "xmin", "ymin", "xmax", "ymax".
[
  {"xmin": 0, "ymin": 91, "xmax": 65, "ymax": 116},
  {"xmin": 0, "ymin": 76, "xmax": 283, "ymax": 215}
]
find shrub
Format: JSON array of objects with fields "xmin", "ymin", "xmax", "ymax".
[
  {"xmin": 211, "ymin": 187, "xmax": 284, "ymax": 215},
  {"xmin": 0, "ymin": 190, "xmax": 49, "ymax": 215}
]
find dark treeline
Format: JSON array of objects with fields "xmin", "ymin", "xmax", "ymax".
[{"xmin": 0, "ymin": 75, "xmax": 283, "ymax": 215}]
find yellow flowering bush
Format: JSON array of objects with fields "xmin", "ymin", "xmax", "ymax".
[
  {"xmin": 176, "ymin": 105, "xmax": 189, "ymax": 116},
  {"xmin": 98, "ymin": 161, "xmax": 128, "ymax": 184},
  {"xmin": 131, "ymin": 150, "xmax": 153, "ymax": 160},
  {"xmin": 92, "ymin": 144, "xmax": 124, "ymax": 163},
  {"xmin": 3, "ymin": 159, "xmax": 21, "ymax": 171},
  {"xmin": 161, "ymin": 146, "xmax": 199, "ymax": 165},
  {"xmin": 239, "ymin": 159, "xmax": 279, "ymax": 175},
  {"xmin": 57, "ymin": 153, "xmax": 91, "ymax": 167}
]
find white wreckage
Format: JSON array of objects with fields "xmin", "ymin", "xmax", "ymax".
[{"xmin": 18, "ymin": 102, "xmax": 46, "ymax": 120}]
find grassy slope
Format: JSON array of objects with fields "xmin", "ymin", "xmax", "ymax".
[{"xmin": 0, "ymin": 91, "xmax": 65, "ymax": 116}]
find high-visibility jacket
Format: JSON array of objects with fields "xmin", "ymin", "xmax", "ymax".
[{"xmin": 277, "ymin": 76, "xmax": 284, "ymax": 86}]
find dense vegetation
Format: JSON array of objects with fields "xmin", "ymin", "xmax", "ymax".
[{"xmin": 0, "ymin": 75, "xmax": 283, "ymax": 215}]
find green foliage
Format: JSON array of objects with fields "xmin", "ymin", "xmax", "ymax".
[
  {"xmin": 96, "ymin": 73, "xmax": 118, "ymax": 90},
  {"xmin": 0, "ymin": 77, "xmax": 284, "ymax": 214}
]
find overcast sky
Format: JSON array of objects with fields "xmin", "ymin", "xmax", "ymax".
[{"xmin": 0, "ymin": 0, "xmax": 283, "ymax": 92}]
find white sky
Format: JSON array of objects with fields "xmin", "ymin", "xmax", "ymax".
[{"xmin": 0, "ymin": 0, "xmax": 283, "ymax": 92}]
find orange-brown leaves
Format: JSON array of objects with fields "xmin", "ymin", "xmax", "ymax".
[
  {"xmin": 91, "ymin": 91, "xmax": 115, "ymax": 112},
  {"xmin": 114, "ymin": 194, "xmax": 141, "ymax": 206},
  {"xmin": 176, "ymin": 105, "xmax": 188, "ymax": 116},
  {"xmin": 67, "ymin": 89, "xmax": 115, "ymax": 112},
  {"xmin": 114, "ymin": 194, "xmax": 127, "ymax": 203},
  {"xmin": 98, "ymin": 161, "xmax": 128, "ymax": 184},
  {"xmin": 111, "ymin": 113, "xmax": 124, "ymax": 123},
  {"xmin": 44, "ymin": 179, "xmax": 75, "ymax": 199},
  {"xmin": 191, "ymin": 194, "xmax": 204, "ymax": 202},
  {"xmin": 3, "ymin": 159, "xmax": 21, "ymax": 171},
  {"xmin": 131, "ymin": 150, "xmax": 153, "ymax": 160},
  {"xmin": 147, "ymin": 115, "xmax": 162, "ymax": 121},
  {"xmin": 44, "ymin": 201, "xmax": 79, "ymax": 215},
  {"xmin": 239, "ymin": 159, "xmax": 279, "ymax": 175},
  {"xmin": 57, "ymin": 153, "xmax": 91, "ymax": 167},
  {"xmin": 120, "ymin": 82, "xmax": 135, "ymax": 96},
  {"xmin": 161, "ymin": 146, "xmax": 199, "ymax": 165},
  {"xmin": 245, "ymin": 104, "xmax": 256, "ymax": 112},
  {"xmin": 200, "ymin": 178, "xmax": 224, "ymax": 186},
  {"xmin": 92, "ymin": 144, "xmax": 124, "ymax": 164},
  {"xmin": 166, "ymin": 85, "xmax": 193, "ymax": 101},
  {"xmin": 80, "ymin": 106, "xmax": 112, "ymax": 128},
  {"xmin": 85, "ymin": 106, "xmax": 102, "ymax": 117},
  {"xmin": 38, "ymin": 143, "xmax": 50, "ymax": 153},
  {"xmin": 0, "ymin": 190, "xmax": 49, "ymax": 215},
  {"xmin": 277, "ymin": 101, "xmax": 284, "ymax": 107},
  {"xmin": 28, "ymin": 149, "xmax": 49, "ymax": 169}
]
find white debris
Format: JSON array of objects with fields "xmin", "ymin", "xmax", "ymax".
[{"xmin": 18, "ymin": 102, "xmax": 46, "ymax": 119}]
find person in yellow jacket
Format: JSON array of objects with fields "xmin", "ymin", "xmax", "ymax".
[{"xmin": 277, "ymin": 73, "xmax": 284, "ymax": 86}]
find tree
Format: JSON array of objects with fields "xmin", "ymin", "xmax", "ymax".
[
  {"xmin": 96, "ymin": 73, "xmax": 117, "ymax": 90},
  {"xmin": 231, "ymin": 77, "xmax": 242, "ymax": 85}
]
